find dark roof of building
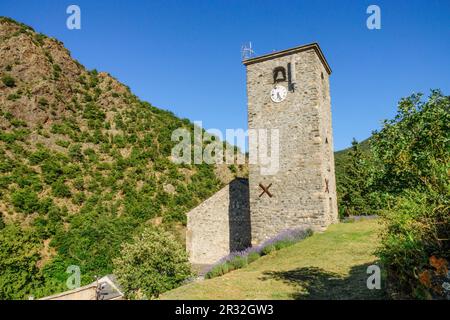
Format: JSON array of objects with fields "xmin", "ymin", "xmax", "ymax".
[{"xmin": 242, "ymin": 42, "xmax": 332, "ymax": 75}]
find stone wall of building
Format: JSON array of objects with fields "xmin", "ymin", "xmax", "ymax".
[
  {"xmin": 186, "ymin": 178, "xmax": 250, "ymax": 265},
  {"xmin": 244, "ymin": 44, "xmax": 338, "ymax": 245},
  {"xmin": 315, "ymin": 52, "xmax": 339, "ymax": 227}
]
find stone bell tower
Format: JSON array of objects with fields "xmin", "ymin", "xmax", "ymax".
[{"xmin": 243, "ymin": 43, "xmax": 338, "ymax": 245}]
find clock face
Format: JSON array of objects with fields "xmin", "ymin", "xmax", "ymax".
[{"xmin": 270, "ymin": 85, "xmax": 287, "ymax": 103}]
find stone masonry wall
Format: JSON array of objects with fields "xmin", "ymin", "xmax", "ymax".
[
  {"xmin": 315, "ymin": 53, "xmax": 339, "ymax": 225},
  {"xmin": 186, "ymin": 178, "xmax": 250, "ymax": 265},
  {"xmin": 245, "ymin": 46, "xmax": 338, "ymax": 245}
]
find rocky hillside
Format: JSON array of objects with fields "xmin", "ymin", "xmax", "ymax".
[{"xmin": 0, "ymin": 17, "xmax": 245, "ymax": 299}]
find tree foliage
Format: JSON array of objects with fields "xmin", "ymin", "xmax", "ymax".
[
  {"xmin": 113, "ymin": 227, "xmax": 192, "ymax": 299},
  {"xmin": 0, "ymin": 225, "xmax": 42, "ymax": 299},
  {"xmin": 336, "ymin": 138, "xmax": 377, "ymax": 217},
  {"xmin": 372, "ymin": 90, "xmax": 449, "ymax": 298},
  {"xmin": 0, "ymin": 17, "xmax": 246, "ymax": 299}
]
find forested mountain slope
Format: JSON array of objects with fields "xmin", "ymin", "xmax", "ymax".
[{"xmin": 0, "ymin": 17, "xmax": 244, "ymax": 299}]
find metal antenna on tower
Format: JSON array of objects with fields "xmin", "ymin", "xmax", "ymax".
[{"xmin": 241, "ymin": 42, "xmax": 255, "ymax": 61}]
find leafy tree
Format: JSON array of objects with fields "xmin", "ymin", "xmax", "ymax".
[
  {"xmin": 373, "ymin": 90, "xmax": 449, "ymax": 298},
  {"xmin": 49, "ymin": 213, "xmax": 138, "ymax": 285},
  {"xmin": 113, "ymin": 227, "xmax": 192, "ymax": 299},
  {"xmin": 0, "ymin": 225, "xmax": 42, "ymax": 299},
  {"xmin": 372, "ymin": 90, "xmax": 449, "ymax": 195},
  {"xmin": 336, "ymin": 138, "xmax": 375, "ymax": 217}
]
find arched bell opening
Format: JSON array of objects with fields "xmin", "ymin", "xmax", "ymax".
[{"xmin": 273, "ymin": 66, "xmax": 287, "ymax": 83}]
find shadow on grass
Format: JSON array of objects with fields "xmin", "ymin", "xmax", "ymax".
[{"xmin": 261, "ymin": 263, "xmax": 387, "ymax": 300}]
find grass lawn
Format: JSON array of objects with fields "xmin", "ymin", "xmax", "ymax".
[{"xmin": 161, "ymin": 219, "xmax": 386, "ymax": 300}]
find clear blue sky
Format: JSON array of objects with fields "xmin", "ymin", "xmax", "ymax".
[{"xmin": 1, "ymin": 0, "xmax": 449, "ymax": 150}]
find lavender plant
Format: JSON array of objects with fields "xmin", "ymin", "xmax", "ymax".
[{"xmin": 205, "ymin": 227, "xmax": 312, "ymax": 279}]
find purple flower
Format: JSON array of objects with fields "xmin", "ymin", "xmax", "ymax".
[{"xmin": 204, "ymin": 227, "xmax": 312, "ymax": 276}]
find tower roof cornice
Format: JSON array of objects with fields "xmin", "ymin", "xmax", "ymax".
[{"xmin": 242, "ymin": 42, "xmax": 332, "ymax": 75}]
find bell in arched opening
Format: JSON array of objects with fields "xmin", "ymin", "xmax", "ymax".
[{"xmin": 273, "ymin": 66, "xmax": 286, "ymax": 83}]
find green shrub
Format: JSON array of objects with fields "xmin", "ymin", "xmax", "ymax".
[
  {"xmin": 72, "ymin": 192, "xmax": 86, "ymax": 205},
  {"xmin": 51, "ymin": 180, "xmax": 71, "ymax": 198},
  {"xmin": 29, "ymin": 149, "xmax": 50, "ymax": 165},
  {"xmin": 37, "ymin": 197, "xmax": 54, "ymax": 215},
  {"xmin": 83, "ymin": 93, "xmax": 93, "ymax": 102},
  {"xmin": 83, "ymin": 103, "xmax": 105, "ymax": 121},
  {"xmin": 33, "ymin": 216, "xmax": 53, "ymax": 238},
  {"xmin": 210, "ymin": 262, "xmax": 234, "ymax": 279},
  {"xmin": 113, "ymin": 227, "xmax": 192, "ymax": 299},
  {"xmin": 274, "ymin": 240, "xmax": 292, "ymax": 250},
  {"xmin": 38, "ymin": 97, "xmax": 49, "ymax": 108},
  {"xmin": 52, "ymin": 64, "xmax": 61, "ymax": 79},
  {"xmin": 50, "ymin": 123, "xmax": 69, "ymax": 135},
  {"xmin": 7, "ymin": 93, "xmax": 20, "ymax": 101},
  {"xmin": 205, "ymin": 264, "xmax": 227, "ymax": 279},
  {"xmin": 11, "ymin": 165, "xmax": 41, "ymax": 190},
  {"xmin": 0, "ymin": 225, "xmax": 42, "ymax": 299},
  {"xmin": 11, "ymin": 187, "xmax": 40, "ymax": 214},
  {"xmin": 34, "ymin": 33, "xmax": 47, "ymax": 45},
  {"xmin": 229, "ymin": 255, "xmax": 248, "ymax": 269},
  {"xmin": 33, "ymin": 204, "xmax": 63, "ymax": 239},
  {"xmin": 0, "ymin": 129, "xmax": 30, "ymax": 143},
  {"xmin": 53, "ymin": 64, "xmax": 61, "ymax": 73},
  {"xmin": 10, "ymin": 118, "xmax": 27, "ymax": 127},
  {"xmin": 43, "ymin": 50, "xmax": 53, "ymax": 63},
  {"xmin": 261, "ymin": 244, "xmax": 276, "ymax": 256},
  {"xmin": 41, "ymin": 160, "xmax": 64, "ymax": 184},
  {"xmin": 72, "ymin": 177, "xmax": 84, "ymax": 191},
  {"xmin": 247, "ymin": 252, "xmax": 260, "ymax": 264},
  {"xmin": 0, "ymin": 132, "xmax": 16, "ymax": 143},
  {"xmin": 222, "ymin": 262, "xmax": 232, "ymax": 274},
  {"xmin": 68, "ymin": 144, "xmax": 83, "ymax": 162},
  {"xmin": 335, "ymin": 138, "xmax": 380, "ymax": 218},
  {"xmin": 55, "ymin": 140, "xmax": 70, "ymax": 148},
  {"xmin": 373, "ymin": 91, "xmax": 450, "ymax": 299},
  {"xmin": 3, "ymin": 112, "xmax": 13, "ymax": 120},
  {"xmin": 2, "ymin": 74, "xmax": 16, "ymax": 87}
]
